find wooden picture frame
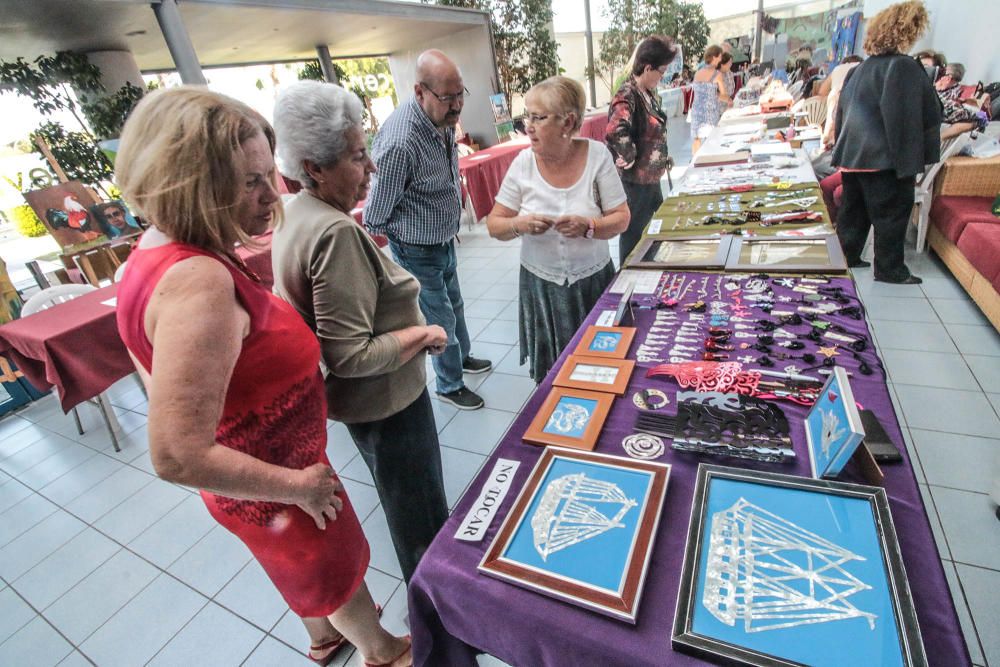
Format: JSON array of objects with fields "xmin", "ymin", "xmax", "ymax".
[
  {"xmin": 725, "ymin": 234, "xmax": 847, "ymax": 273},
  {"xmin": 553, "ymin": 355, "xmax": 635, "ymax": 395},
  {"xmin": 480, "ymin": 447, "xmax": 671, "ymax": 623},
  {"xmin": 522, "ymin": 387, "xmax": 614, "ymax": 451},
  {"xmin": 673, "ymin": 464, "xmax": 926, "ymax": 666},
  {"xmin": 625, "ymin": 235, "xmax": 733, "ymax": 270},
  {"xmin": 573, "ymin": 325, "xmax": 636, "ymax": 360}
]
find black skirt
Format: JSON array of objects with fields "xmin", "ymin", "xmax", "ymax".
[{"xmin": 518, "ymin": 262, "xmax": 615, "ymax": 382}]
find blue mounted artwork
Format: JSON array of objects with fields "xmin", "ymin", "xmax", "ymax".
[
  {"xmin": 805, "ymin": 366, "xmax": 865, "ymax": 479},
  {"xmin": 673, "ymin": 465, "xmax": 926, "ymax": 666},
  {"xmin": 542, "ymin": 396, "xmax": 598, "ymax": 439},
  {"xmin": 589, "ymin": 331, "xmax": 623, "ymax": 352},
  {"xmin": 480, "ymin": 448, "xmax": 670, "ymax": 623}
]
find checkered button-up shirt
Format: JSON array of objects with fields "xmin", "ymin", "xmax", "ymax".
[{"xmin": 365, "ymin": 97, "xmax": 462, "ymax": 245}]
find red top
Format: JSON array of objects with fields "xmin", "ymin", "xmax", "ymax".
[{"xmin": 116, "ymin": 239, "xmax": 368, "ymax": 616}]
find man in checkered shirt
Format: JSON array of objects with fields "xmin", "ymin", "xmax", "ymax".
[{"xmin": 366, "ymin": 50, "xmax": 492, "ymax": 411}]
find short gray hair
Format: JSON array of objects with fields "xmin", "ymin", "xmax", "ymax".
[
  {"xmin": 273, "ymin": 80, "xmax": 364, "ymax": 188},
  {"xmin": 946, "ymin": 63, "xmax": 965, "ymax": 82}
]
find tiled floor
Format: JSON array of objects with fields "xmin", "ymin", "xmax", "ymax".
[{"xmin": 1, "ymin": 116, "xmax": 998, "ymax": 666}]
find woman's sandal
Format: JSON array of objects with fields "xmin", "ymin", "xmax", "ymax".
[
  {"xmin": 307, "ymin": 603, "xmax": 384, "ymax": 665},
  {"xmin": 363, "ymin": 635, "xmax": 412, "ymax": 667}
]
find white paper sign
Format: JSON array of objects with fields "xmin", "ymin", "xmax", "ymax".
[
  {"xmin": 454, "ymin": 458, "xmax": 521, "ymax": 542},
  {"xmin": 595, "ymin": 310, "xmax": 616, "ymax": 326},
  {"xmin": 609, "ymin": 269, "xmax": 663, "ymax": 295},
  {"xmin": 648, "ymin": 218, "xmax": 663, "ymax": 234},
  {"xmin": 101, "ymin": 297, "xmax": 117, "ymax": 307}
]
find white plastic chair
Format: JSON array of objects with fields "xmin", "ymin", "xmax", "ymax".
[
  {"xmin": 113, "ymin": 261, "xmax": 128, "ymax": 283},
  {"xmin": 798, "ymin": 96, "xmax": 828, "ymax": 128},
  {"xmin": 21, "ymin": 284, "xmax": 123, "ymax": 451},
  {"xmin": 913, "ymin": 132, "xmax": 972, "ymax": 252}
]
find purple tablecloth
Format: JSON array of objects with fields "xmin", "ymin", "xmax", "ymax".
[{"xmin": 408, "ymin": 273, "xmax": 970, "ymax": 667}]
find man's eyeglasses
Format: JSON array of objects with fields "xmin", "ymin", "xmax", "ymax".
[{"xmin": 419, "ymin": 82, "xmax": 470, "ymax": 104}]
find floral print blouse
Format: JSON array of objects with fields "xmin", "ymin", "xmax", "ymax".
[{"xmin": 606, "ymin": 76, "xmax": 670, "ymax": 185}]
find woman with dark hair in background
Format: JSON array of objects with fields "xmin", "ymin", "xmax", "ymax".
[
  {"xmin": 832, "ymin": 0, "xmax": 941, "ymax": 285},
  {"xmin": 606, "ymin": 35, "xmax": 679, "ymax": 265}
]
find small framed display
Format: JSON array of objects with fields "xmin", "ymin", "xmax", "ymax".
[
  {"xmin": 522, "ymin": 387, "xmax": 614, "ymax": 451},
  {"xmin": 806, "ymin": 366, "xmax": 866, "ymax": 479},
  {"xmin": 573, "ymin": 325, "xmax": 636, "ymax": 360},
  {"xmin": 725, "ymin": 234, "xmax": 847, "ymax": 273},
  {"xmin": 625, "ymin": 235, "xmax": 733, "ymax": 270},
  {"xmin": 553, "ymin": 355, "xmax": 635, "ymax": 395},
  {"xmin": 480, "ymin": 447, "xmax": 671, "ymax": 623},
  {"xmin": 673, "ymin": 464, "xmax": 927, "ymax": 667}
]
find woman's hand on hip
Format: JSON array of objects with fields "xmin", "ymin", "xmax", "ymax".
[
  {"xmin": 519, "ymin": 213, "xmax": 553, "ymax": 235},
  {"xmin": 295, "ymin": 463, "xmax": 345, "ymax": 530},
  {"xmin": 554, "ymin": 215, "xmax": 591, "ymax": 238},
  {"xmin": 423, "ymin": 325, "xmax": 448, "ymax": 355}
]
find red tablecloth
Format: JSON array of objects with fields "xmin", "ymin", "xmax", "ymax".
[
  {"xmin": 579, "ymin": 112, "xmax": 607, "ymax": 142},
  {"xmin": 0, "ymin": 284, "xmax": 130, "ymax": 412},
  {"xmin": 458, "ymin": 139, "xmax": 531, "ymax": 219}
]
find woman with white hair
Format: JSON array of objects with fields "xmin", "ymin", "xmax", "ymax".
[
  {"xmin": 271, "ymin": 81, "xmax": 449, "ymax": 590},
  {"xmin": 486, "ymin": 76, "xmax": 629, "ymax": 382}
]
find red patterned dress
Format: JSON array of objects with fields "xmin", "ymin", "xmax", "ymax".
[{"xmin": 116, "ymin": 241, "xmax": 369, "ymax": 617}]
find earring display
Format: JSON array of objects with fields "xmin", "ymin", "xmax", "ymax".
[
  {"xmin": 725, "ymin": 235, "xmax": 848, "ymax": 273},
  {"xmin": 673, "ymin": 465, "xmax": 926, "ymax": 667},
  {"xmin": 625, "ymin": 235, "xmax": 734, "ymax": 270},
  {"xmin": 480, "ymin": 447, "xmax": 670, "ymax": 623}
]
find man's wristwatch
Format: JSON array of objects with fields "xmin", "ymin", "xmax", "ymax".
[{"xmin": 585, "ymin": 218, "xmax": 596, "ymax": 239}]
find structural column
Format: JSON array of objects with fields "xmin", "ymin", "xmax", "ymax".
[
  {"xmin": 152, "ymin": 0, "xmax": 207, "ymax": 85},
  {"xmin": 316, "ymin": 45, "xmax": 340, "ymax": 85}
]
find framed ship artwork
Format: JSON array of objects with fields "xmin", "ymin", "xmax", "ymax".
[
  {"xmin": 479, "ymin": 447, "xmax": 670, "ymax": 623},
  {"xmin": 573, "ymin": 325, "xmax": 636, "ymax": 360},
  {"xmin": 673, "ymin": 465, "xmax": 927, "ymax": 667},
  {"xmin": 553, "ymin": 355, "xmax": 635, "ymax": 396},
  {"xmin": 522, "ymin": 387, "xmax": 614, "ymax": 451}
]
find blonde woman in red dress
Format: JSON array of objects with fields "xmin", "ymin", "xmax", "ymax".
[{"xmin": 114, "ymin": 87, "xmax": 411, "ymax": 667}]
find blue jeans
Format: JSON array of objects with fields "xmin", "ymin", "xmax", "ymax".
[{"xmin": 388, "ymin": 238, "xmax": 471, "ymax": 394}]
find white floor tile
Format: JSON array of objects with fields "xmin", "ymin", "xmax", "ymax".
[
  {"xmin": 0, "ymin": 588, "xmax": 35, "ymax": 645},
  {"xmin": 0, "ymin": 615, "xmax": 73, "ymax": 667},
  {"xmin": 243, "ymin": 636, "xmax": 316, "ymax": 667},
  {"xmin": 360, "ymin": 506, "xmax": 402, "ymax": 579},
  {"xmin": 12, "ymin": 527, "xmax": 118, "ymax": 610},
  {"xmin": 80, "ymin": 573, "xmax": 207, "ymax": 667},
  {"xmin": 0, "ymin": 510, "xmax": 87, "ymax": 581},
  {"xmin": 128, "ymin": 493, "xmax": 216, "ymax": 569},
  {"xmin": 167, "ymin": 525, "xmax": 253, "ymax": 597},
  {"xmin": 44, "ymin": 549, "xmax": 158, "ymax": 644},
  {"xmin": 148, "ymin": 601, "xmax": 263, "ymax": 667},
  {"xmin": 438, "ymin": 407, "xmax": 516, "ymax": 456},
  {"xmin": 474, "ymin": 373, "xmax": 537, "ymax": 413}
]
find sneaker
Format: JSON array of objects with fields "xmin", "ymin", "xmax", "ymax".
[
  {"xmin": 437, "ymin": 387, "xmax": 485, "ymax": 410},
  {"xmin": 462, "ymin": 355, "xmax": 493, "ymax": 374}
]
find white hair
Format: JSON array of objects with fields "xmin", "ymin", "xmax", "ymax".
[{"xmin": 273, "ymin": 80, "xmax": 364, "ymax": 188}]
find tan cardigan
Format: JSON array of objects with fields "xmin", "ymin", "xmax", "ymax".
[{"xmin": 272, "ymin": 191, "xmax": 426, "ymax": 423}]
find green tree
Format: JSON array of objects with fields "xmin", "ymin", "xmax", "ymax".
[
  {"xmin": 594, "ymin": 0, "xmax": 709, "ymax": 97},
  {"xmin": 432, "ymin": 0, "xmax": 559, "ymax": 108},
  {"xmin": 0, "ymin": 51, "xmax": 144, "ymax": 194}
]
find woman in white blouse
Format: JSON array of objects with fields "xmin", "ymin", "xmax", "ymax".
[{"xmin": 486, "ymin": 76, "xmax": 630, "ymax": 382}]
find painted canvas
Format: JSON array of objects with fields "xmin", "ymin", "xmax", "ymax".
[
  {"xmin": 806, "ymin": 366, "xmax": 865, "ymax": 478},
  {"xmin": 89, "ymin": 200, "xmax": 142, "ymax": 239},
  {"xmin": 674, "ymin": 466, "xmax": 926, "ymax": 667},
  {"xmin": 23, "ymin": 182, "xmax": 105, "ymax": 249},
  {"xmin": 480, "ymin": 448, "xmax": 670, "ymax": 622}
]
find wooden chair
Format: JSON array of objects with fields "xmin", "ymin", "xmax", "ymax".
[
  {"xmin": 71, "ymin": 246, "xmax": 121, "ymax": 286},
  {"xmin": 21, "ymin": 285, "xmax": 123, "ymax": 451},
  {"xmin": 913, "ymin": 132, "xmax": 972, "ymax": 252}
]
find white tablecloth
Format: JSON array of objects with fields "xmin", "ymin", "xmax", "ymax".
[{"xmin": 658, "ymin": 87, "xmax": 685, "ymax": 118}]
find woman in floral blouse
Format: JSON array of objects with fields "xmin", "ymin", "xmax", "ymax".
[{"xmin": 606, "ymin": 35, "xmax": 679, "ymax": 265}]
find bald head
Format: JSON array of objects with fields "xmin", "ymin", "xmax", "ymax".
[
  {"xmin": 416, "ymin": 50, "xmax": 461, "ymax": 88},
  {"xmin": 414, "ymin": 49, "xmax": 466, "ymax": 128}
]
